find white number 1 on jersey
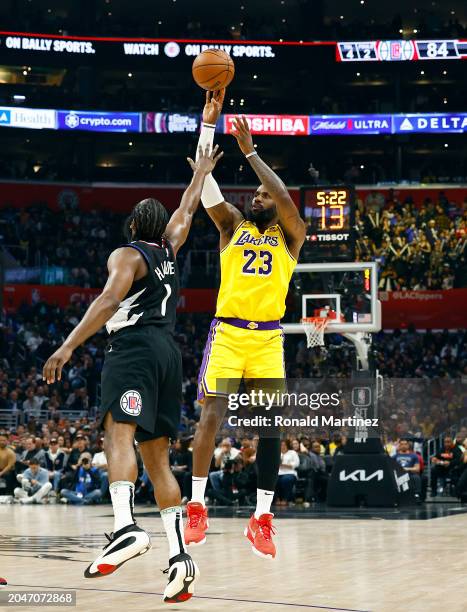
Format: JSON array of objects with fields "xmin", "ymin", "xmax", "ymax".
[{"xmin": 161, "ymin": 283, "xmax": 172, "ymax": 316}]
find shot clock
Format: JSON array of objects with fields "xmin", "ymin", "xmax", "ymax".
[{"xmin": 301, "ymin": 185, "xmax": 356, "ymax": 262}]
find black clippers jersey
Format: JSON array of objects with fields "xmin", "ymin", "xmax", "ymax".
[{"xmin": 106, "ymin": 239, "xmax": 179, "ymax": 335}]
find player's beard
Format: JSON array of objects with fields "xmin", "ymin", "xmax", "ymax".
[{"xmin": 245, "ymin": 201, "xmax": 276, "ymax": 226}]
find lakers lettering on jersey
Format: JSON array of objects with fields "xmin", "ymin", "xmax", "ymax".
[
  {"xmin": 215, "ymin": 220, "xmax": 296, "ymax": 322},
  {"xmin": 198, "ymin": 220, "xmax": 297, "ymax": 400}
]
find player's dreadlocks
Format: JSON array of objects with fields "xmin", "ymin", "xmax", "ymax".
[{"xmin": 125, "ymin": 198, "xmax": 169, "ymax": 243}]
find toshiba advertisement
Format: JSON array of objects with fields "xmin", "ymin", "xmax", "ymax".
[{"xmin": 223, "ymin": 114, "xmax": 309, "ymax": 136}]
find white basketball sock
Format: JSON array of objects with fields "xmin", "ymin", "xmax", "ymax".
[
  {"xmin": 161, "ymin": 506, "xmax": 186, "ymax": 559},
  {"xmin": 110, "ymin": 480, "xmax": 135, "ymax": 533},
  {"xmin": 255, "ymin": 488, "xmax": 274, "ymax": 519},
  {"xmin": 191, "ymin": 476, "xmax": 208, "ymax": 506}
]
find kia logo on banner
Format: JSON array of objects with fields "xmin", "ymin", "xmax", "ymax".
[
  {"xmin": 339, "ymin": 469, "xmax": 384, "ymax": 482},
  {"xmin": 224, "ymin": 114, "xmax": 309, "ymax": 136}
]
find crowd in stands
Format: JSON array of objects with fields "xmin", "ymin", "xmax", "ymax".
[
  {"xmin": 1, "ymin": 189, "xmax": 465, "ymax": 287},
  {"xmin": 3, "ymin": 424, "xmax": 467, "ymax": 507},
  {"xmin": 0, "ymin": 203, "xmax": 124, "ymax": 284},
  {"xmin": 354, "ymin": 190, "xmax": 466, "ymax": 290},
  {"xmin": 1, "ymin": 300, "xmax": 465, "ymax": 437}
]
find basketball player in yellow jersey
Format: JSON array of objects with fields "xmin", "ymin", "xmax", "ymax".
[{"xmin": 185, "ymin": 91, "xmax": 306, "ymax": 559}]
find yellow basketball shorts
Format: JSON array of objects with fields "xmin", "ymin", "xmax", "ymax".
[{"xmin": 197, "ymin": 318, "xmax": 286, "ymax": 400}]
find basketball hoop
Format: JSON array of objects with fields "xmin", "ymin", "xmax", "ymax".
[{"xmin": 300, "ymin": 316, "xmax": 329, "ymax": 348}]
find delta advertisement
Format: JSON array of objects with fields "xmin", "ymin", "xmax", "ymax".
[{"xmin": 1, "ymin": 105, "xmax": 466, "ymax": 135}]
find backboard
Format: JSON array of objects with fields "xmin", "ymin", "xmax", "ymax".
[{"xmin": 282, "ymin": 262, "xmax": 382, "ymax": 335}]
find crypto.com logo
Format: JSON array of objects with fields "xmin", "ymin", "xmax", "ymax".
[{"xmin": 64, "ymin": 112, "xmax": 80, "ymax": 128}]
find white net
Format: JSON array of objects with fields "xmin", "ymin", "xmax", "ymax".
[{"xmin": 300, "ymin": 317, "xmax": 329, "ymax": 348}]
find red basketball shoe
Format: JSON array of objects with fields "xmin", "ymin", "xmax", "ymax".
[
  {"xmin": 184, "ymin": 502, "xmax": 209, "ymax": 546},
  {"xmin": 244, "ymin": 513, "xmax": 276, "ymax": 559}
]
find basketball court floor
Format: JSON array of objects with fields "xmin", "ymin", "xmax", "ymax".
[{"xmin": 2, "ymin": 504, "xmax": 467, "ymax": 612}]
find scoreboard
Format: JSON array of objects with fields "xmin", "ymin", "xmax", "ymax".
[
  {"xmin": 337, "ymin": 39, "xmax": 467, "ymax": 62},
  {"xmin": 301, "ymin": 186, "xmax": 355, "ymax": 262}
]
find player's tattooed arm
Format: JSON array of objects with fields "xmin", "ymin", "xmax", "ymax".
[
  {"xmin": 165, "ymin": 144, "xmax": 224, "ymax": 255},
  {"xmin": 42, "ymin": 248, "xmax": 141, "ymax": 384},
  {"xmin": 231, "ymin": 116, "xmax": 306, "ymax": 259}
]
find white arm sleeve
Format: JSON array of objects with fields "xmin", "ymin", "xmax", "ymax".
[
  {"xmin": 196, "ymin": 122, "xmax": 215, "ymax": 160},
  {"xmin": 196, "ymin": 123, "xmax": 224, "ymax": 208}
]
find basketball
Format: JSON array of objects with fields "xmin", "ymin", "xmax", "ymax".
[{"xmin": 192, "ymin": 49, "xmax": 235, "ymax": 90}]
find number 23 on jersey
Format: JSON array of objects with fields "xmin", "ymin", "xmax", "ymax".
[{"xmin": 242, "ymin": 249, "xmax": 273, "ymax": 276}]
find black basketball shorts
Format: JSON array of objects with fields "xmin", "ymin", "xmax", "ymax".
[{"xmin": 100, "ymin": 326, "xmax": 182, "ymax": 443}]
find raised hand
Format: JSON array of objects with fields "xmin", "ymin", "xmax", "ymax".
[
  {"xmin": 187, "ymin": 144, "xmax": 224, "ymax": 175},
  {"xmin": 202, "ymin": 89, "xmax": 226, "ymax": 125},
  {"xmin": 231, "ymin": 116, "xmax": 255, "ymax": 156}
]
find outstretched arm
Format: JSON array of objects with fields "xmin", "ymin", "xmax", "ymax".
[
  {"xmin": 196, "ymin": 90, "xmax": 244, "ymax": 248},
  {"xmin": 165, "ymin": 144, "xmax": 224, "ymax": 255},
  {"xmin": 42, "ymin": 247, "xmax": 142, "ymax": 383},
  {"xmin": 231, "ymin": 116, "xmax": 306, "ymax": 260}
]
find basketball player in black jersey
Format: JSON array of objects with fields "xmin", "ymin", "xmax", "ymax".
[{"xmin": 42, "ymin": 144, "xmax": 223, "ymax": 604}]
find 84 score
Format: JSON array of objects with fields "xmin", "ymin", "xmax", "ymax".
[
  {"xmin": 417, "ymin": 40, "xmax": 461, "ymax": 59},
  {"xmin": 338, "ymin": 39, "xmax": 464, "ymax": 62}
]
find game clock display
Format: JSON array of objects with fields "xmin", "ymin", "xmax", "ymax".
[{"xmin": 301, "ymin": 186, "xmax": 355, "ymax": 262}]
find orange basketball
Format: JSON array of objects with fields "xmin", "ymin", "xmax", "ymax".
[{"xmin": 192, "ymin": 49, "xmax": 235, "ymax": 91}]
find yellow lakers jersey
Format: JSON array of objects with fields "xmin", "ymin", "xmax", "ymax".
[{"xmin": 215, "ymin": 220, "xmax": 296, "ymax": 322}]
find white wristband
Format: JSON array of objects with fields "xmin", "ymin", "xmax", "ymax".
[
  {"xmin": 196, "ymin": 123, "xmax": 216, "ymax": 160},
  {"xmin": 201, "ymin": 173, "xmax": 224, "ymax": 208},
  {"xmin": 245, "ymin": 151, "xmax": 258, "ymax": 158}
]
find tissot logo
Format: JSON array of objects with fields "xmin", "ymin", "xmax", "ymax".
[
  {"xmin": 316, "ymin": 233, "xmax": 350, "ymax": 242},
  {"xmin": 339, "ymin": 469, "xmax": 384, "ymax": 482}
]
